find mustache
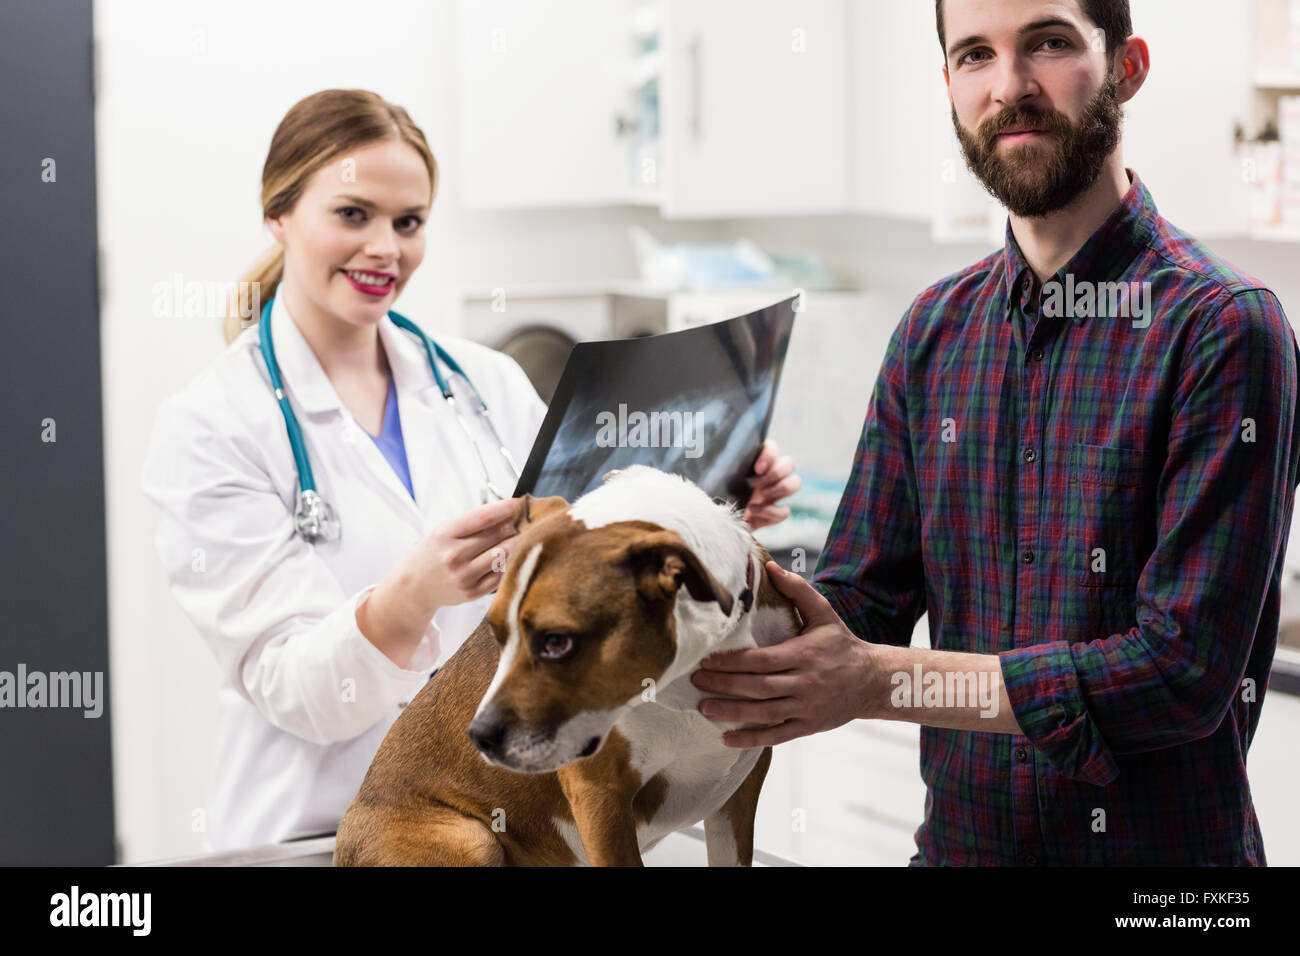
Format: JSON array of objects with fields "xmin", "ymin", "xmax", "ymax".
[{"xmin": 977, "ymin": 108, "xmax": 1073, "ymax": 147}]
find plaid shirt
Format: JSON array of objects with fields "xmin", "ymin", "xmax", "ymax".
[{"xmin": 813, "ymin": 169, "xmax": 1300, "ymax": 866}]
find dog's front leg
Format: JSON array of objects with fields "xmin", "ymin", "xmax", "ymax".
[
  {"xmin": 704, "ymin": 746, "xmax": 772, "ymax": 866},
  {"xmin": 557, "ymin": 762, "xmax": 643, "ymax": 866}
]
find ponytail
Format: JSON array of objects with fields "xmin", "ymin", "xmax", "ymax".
[{"xmin": 223, "ymin": 243, "xmax": 284, "ymax": 346}]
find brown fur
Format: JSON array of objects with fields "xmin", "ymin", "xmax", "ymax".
[{"xmin": 718, "ymin": 744, "xmax": 773, "ymax": 865}]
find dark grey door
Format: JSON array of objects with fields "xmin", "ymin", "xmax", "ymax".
[{"xmin": 0, "ymin": 0, "xmax": 115, "ymax": 865}]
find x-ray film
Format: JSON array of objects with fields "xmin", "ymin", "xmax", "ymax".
[{"xmin": 514, "ymin": 295, "xmax": 797, "ymax": 507}]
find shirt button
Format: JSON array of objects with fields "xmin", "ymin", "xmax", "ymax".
[
  {"xmin": 1023, "ymin": 447, "xmax": 1037, "ymax": 463},
  {"xmin": 1021, "ymin": 548, "xmax": 1034, "ymax": 564},
  {"xmin": 1030, "ymin": 348, "xmax": 1044, "ymax": 362},
  {"xmin": 398, "ymin": 700, "xmax": 409, "ymax": 709},
  {"xmin": 1015, "ymin": 746, "xmax": 1028, "ymax": 761},
  {"xmin": 1025, "ymin": 854, "xmax": 1038, "ymax": 866}
]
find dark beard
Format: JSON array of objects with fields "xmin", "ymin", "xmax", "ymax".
[{"xmin": 952, "ymin": 77, "xmax": 1123, "ymax": 218}]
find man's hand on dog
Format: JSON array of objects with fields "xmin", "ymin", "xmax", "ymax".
[
  {"xmin": 691, "ymin": 561, "xmax": 885, "ymax": 747},
  {"xmin": 743, "ymin": 440, "xmax": 801, "ymax": 530}
]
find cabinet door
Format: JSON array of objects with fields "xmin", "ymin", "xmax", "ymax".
[
  {"xmin": 849, "ymin": 0, "xmax": 945, "ymax": 221},
  {"xmin": 1110, "ymin": 0, "xmax": 1251, "ymax": 237},
  {"xmin": 455, "ymin": 0, "xmax": 632, "ymax": 207},
  {"xmin": 661, "ymin": 0, "xmax": 848, "ymax": 217}
]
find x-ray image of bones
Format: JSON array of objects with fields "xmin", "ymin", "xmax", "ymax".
[{"xmin": 514, "ymin": 296, "xmax": 796, "ymax": 506}]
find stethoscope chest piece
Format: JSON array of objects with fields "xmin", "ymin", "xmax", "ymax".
[{"xmin": 295, "ymin": 489, "xmax": 341, "ymax": 544}]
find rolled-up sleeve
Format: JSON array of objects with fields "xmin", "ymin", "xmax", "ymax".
[
  {"xmin": 1000, "ymin": 288, "xmax": 1300, "ymax": 785},
  {"xmin": 813, "ymin": 307, "xmax": 927, "ymax": 646},
  {"xmin": 142, "ymin": 396, "xmax": 438, "ymax": 746}
]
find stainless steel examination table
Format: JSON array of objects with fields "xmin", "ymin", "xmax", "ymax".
[{"xmin": 132, "ymin": 827, "xmax": 801, "ymax": 867}]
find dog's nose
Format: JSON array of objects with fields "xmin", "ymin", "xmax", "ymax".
[{"xmin": 467, "ymin": 715, "xmax": 507, "ymax": 756}]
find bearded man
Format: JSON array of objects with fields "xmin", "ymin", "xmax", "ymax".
[{"xmin": 691, "ymin": 0, "xmax": 1300, "ymax": 866}]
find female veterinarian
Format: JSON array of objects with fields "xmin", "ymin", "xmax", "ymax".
[{"xmin": 141, "ymin": 89, "xmax": 800, "ymax": 851}]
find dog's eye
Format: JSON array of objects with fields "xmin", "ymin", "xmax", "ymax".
[{"xmin": 534, "ymin": 632, "xmax": 575, "ymax": 660}]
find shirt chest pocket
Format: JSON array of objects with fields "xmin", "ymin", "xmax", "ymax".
[{"xmin": 1065, "ymin": 443, "xmax": 1143, "ymax": 588}]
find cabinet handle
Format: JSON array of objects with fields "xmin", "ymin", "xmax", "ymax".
[{"xmin": 688, "ymin": 35, "xmax": 702, "ymax": 141}]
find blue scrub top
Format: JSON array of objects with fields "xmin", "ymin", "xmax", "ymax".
[{"xmin": 366, "ymin": 369, "xmax": 415, "ymax": 500}]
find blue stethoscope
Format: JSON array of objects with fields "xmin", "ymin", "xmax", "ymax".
[{"xmin": 258, "ymin": 298, "xmax": 522, "ymax": 544}]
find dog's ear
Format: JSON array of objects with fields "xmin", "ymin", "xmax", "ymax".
[
  {"xmin": 624, "ymin": 531, "xmax": 734, "ymax": 616},
  {"xmin": 513, "ymin": 494, "xmax": 569, "ymax": 533}
]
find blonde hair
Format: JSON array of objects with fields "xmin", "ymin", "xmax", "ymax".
[{"xmin": 222, "ymin": 89, "xmax": 438, "ymax": 345}]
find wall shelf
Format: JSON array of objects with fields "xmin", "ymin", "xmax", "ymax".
[{"xmin": 1254, "ymin": 69, "xmax": 1300, "ymax": 88}]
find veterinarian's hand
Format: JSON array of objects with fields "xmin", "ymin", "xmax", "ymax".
[
  {"xmin": 691, "ymin": 561, "xmax": 884, "ymax": 747},
  {"xmin": 415, "ymin": 496, "xmax": 521, "ymax": 609},
  {"xmin": 743, "ymin": 439, "xmax": 801, "ymax": 530},
  {"xmin": 356, "ymin": 497, "xmax": 521, "ymax": 665}
]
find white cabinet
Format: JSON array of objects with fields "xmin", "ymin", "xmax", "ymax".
[
  {"xmin": 847, "ymin": 0, "xmax": 939, "ymax": 222},
  {"xmin": 659, "ymin": 0, "xmax": 848, "ymax": 217},
  {"xmin": 455, "ymin": 0, "xmax": 1258, "ymax": 237},
  {"xmin": 1123, "ymin": 0, "xmax": 1252, "ymax": 237},
  {"xmin": 455, "ymin": 0, "xmax": 634, "ymax": 207},
  {"xmin": 845, "ymin": 0, "xmax": 1002, "ymax": 240},
  {"xmin": 455, "ymin": 0, "xmax": 849, "ymax": 217}
]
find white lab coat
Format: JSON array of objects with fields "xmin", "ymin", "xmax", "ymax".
[{"xmin": 140, "ymin": 293, "xmax": 547, "ymax": 851}]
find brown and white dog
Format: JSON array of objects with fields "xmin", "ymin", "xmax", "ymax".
[{"xmin": 333, "ymin": 465, "xmax": 801, "ymax": 866}]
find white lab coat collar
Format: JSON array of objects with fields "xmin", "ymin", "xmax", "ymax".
[
  {"xmin": 269, "ymin": 292, "xmax": 441, "ymax": 417},
  {"xmin": 267, "ymin": 291, "xmax": 454, "ymax": 529}
]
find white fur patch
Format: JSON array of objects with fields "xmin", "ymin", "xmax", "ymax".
[
  {"xmin": 704, "ymin": 813, "xmax": 740, "ymax": 866},
  {"xmin": 551, "ymin": 817, "xmax": 589, "ymax": 866},
  {"xmin": 476, "ymin": 542, "xmax": 543, "ymax": 722},
  {"xmin": 569, "ymin": 465, "xmax": 758, "ymax": 686},
  {"xmin": 752, "ymin": 603, "xmax": 798, "ymax": 648},
  {"xmin": 498, "ymin": 706, "xmax": 619, "ymax": 773}
]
